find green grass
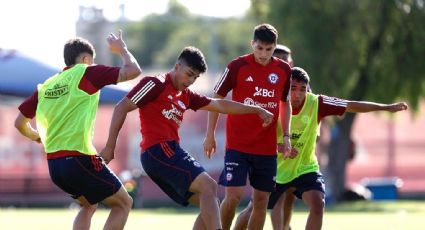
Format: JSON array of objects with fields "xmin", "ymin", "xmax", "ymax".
[{"xmin": 1, "ymin": 200, "xmax": 424, "ymax": 229}]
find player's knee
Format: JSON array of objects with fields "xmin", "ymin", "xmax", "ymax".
[
  {"xmin": 200, "ymin": 176, "xmax": 218, "ymax": 196},
  {"xmin": 110, "ymin": 189, "xmax": 133, "ymax": 211},
  {"xmin": 309, "ymin": 198, "xmax": 325, "ymax": 216},
  {"xmin": 123, "ymin": 193, "xmax": 133, "ymax": 210},
  {"xmin": 225, "ymin": 193, "xmax": 243, "ymax": 206},
  {"xmin": 81, "ymin": 203, "xmax": 98, "ymax": 214},
  {"xmin": 252, "ymin": 193, "xmax": 269, "ymax": 207},
  {"xmin": 242, "ymin": 202, "xmax": 254, "ymax": 214}
]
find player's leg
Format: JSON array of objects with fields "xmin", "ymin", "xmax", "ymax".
[
  {"xmin": 192, "ymin": 211, "xmax": 207, "ymax": 230},
  {"xmin": 220, "ymin": 186, "xmax": 245, "ymax": 230},
  {"xmin": 302, "ymin": 190, "xmax": 324, "ymax": 230},
  {"xmin": 235, "ymin": 185, "xmax": 286, "ymax": 230},
  {"xmin": 248, "ymin": 188, "xmax": 270, "ymax": 229},
  {"xmin": 248, "ymin": 154, "xmax": 276, "ymax": 230},
  {"xmin": 102, "ymin": 187, "xmax": 133, "ymax": 230},
  {"xmin": 141, "ymin": 141, "xmax": 220, "ymax": 229},
  {"xmin": 298, "ymin": 172, "xmax": 326, "ymax": 230},
  {"xmin": 48, "ymin": 156, "xmax": 131, "ymax": 230},
  {"xmin": 270, "ymin": 190, "xmax": 295, "ymax": 230},
  {"xmin": 73, "ymin": 196, "xmax": 98, "ymax": 230},
  {"xmin": 188, "ymin": 172, "xmax": 221, "ymax": 230},
  {"xmin": 233, "ymin": 201, "xmax": 252, "ymax": 230},
  {"xmin": 218, "ymin": 150, "xmax": 249, "ymax": 230},
  {"xmin": 74, "ymin": 155, "xmax": 132, "ymax": 230},
  {"xmin": 270, "ymin": 192, "xmax": 284, "ymax": 230},
  {"xmin": 281, "ymin": 189, "xmax": 295, "ymax": 230}
]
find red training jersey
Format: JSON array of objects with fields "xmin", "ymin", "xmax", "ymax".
[
  {"xmin": 127, "ymin": 73, "xmax": 211, "ymax": 151},
  {"xmin": 291, "ymin": 94, "xmax": 348, "ymax": 122},
  {"xmin": 214, "ymin": 54, "xmax": 291, "ymax": 155},
  {"xmin": 316, "ymin": 95, "xmax": 347, "ymax": 122}
]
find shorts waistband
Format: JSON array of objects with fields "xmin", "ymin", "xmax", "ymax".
[{"xmin": 47, "ymin": 150, "xmax": 89, "ymax": 159}]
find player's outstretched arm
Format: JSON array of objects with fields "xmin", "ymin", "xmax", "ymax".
[
  {"xmin": 14, "ymin": 113, "xmax": 41, "ymax": 143},
  {"xmin": 100, "ymin": 97, "xmax": 138, "ymax": 163},
  {"xmin": 346, "ymin": 101, "xmax": 408, "ymax": 113},
  {"xmin": 201, "ymin": 98, "xmax": 274, "ymax": 127},
  {"xmin": 107, "ymin": 30, "xmax": 142, "ymax": 83}
]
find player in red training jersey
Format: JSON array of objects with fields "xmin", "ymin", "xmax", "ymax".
[
  {"xmin": 100, "ymin": 46, "xmax": 274, "ymax": 230},
  {"xmin": 203, "ymin": 24, "xmax": 292, "ymax": 230},
  {"xmin": 234, "ymin": 67, "xmax": 408, "ymax": 230}
]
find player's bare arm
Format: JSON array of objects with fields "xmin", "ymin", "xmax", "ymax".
[
  {"xmin": 201, "ymin": 98, "xmax": 274, "ymax": 127},
  {"xmin": 100, "ymin": 97, "xmax": 138, "ymax": 163},
  {"xmin": 14, "ymin": 113, "xmax": 41, "ymax": 143},
  {"xmin": 107, "ymin": 30, "xmax": 142, "ymax": 83},
  {"xmin": 346, "ymin": 101, "xmax": 408, "ymax": 113},
  {"xmin": 203, "ymin": 93, "xmax": 224, "ymax": 158},
  {"xmin": 280, "ymin": 99, "xmax": 293, "ymax": 158}
]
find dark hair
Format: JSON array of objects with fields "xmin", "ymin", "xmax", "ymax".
[
  {"xmin": 291, "ymin": 67, "xmax": 310, "ymax": 84},
  {"xmin": 253, "ymin": 23, "xmax": 278, "ymax": 44},
  {"xmin": 63, "ymin": 37, "xmax": 95, "ymax": 66},
  {"xmin": 177, "ymin": 46, "xmax": 207, "ymax": 73},
  {"xmin": 274, "ymin": 44, "xmax": 291, "ymax": 55}
]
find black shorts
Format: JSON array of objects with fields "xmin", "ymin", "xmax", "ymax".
[
  {"xmin": 218, "ymin": 149, "xmax": 277, "ymax": 192},
  {"xmin": 48, "ymin": 155, "xmax": 122, "ymax": 205},
  {"xmin": 141, "ymin": 141, "xmax": 205, "ymax": 206},
  {"xmin": 268, "ymin": 172, "xmax": 325, "ymax": 209}
]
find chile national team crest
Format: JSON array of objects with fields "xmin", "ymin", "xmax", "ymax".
[
  {"xmin": 268, "ymin": 73, "xmax": 278, "ymax": 84},
  {"xmin": 177, "ymin": 100, "xmax": 186, "ymax": 110}
]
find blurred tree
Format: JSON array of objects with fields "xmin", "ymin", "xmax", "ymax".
[
  {"xmin": 156, "ymin": 19, "xmax": 254, "ymax": 70},
  {"xmin": 125, "ymin": 0, "xmax": 192, "ymax": 68},
  {"xmin": 124, "ymin": 0, "xmax": 255, "ymax": 72},
  {"xmin": 263, "ymin": 0, "xmax": 425, "ymax": 201},
  {"xmin": 250, "ymin": 0, "xmax": 270, "ymax": 22}
]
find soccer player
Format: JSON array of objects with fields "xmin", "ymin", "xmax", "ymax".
[
  {"xmin": 99, "ymin": 46, "xmax": 274, "ymax": 230},
  {"xmin": 271, "ymin": 44, "xmax": 296, "ymax": 230},
  {"xmin": 234, "ymin": 67, "xmax": 408, "ymax": 230},
  {"xmin": 14, "ymin": 31, "xmax": 142, "ymax": 230},
  {"xmin": 203, "ymin": 24, "xmax": 292, "ymax": 230},
  {"xmin": 273, "ymin": 44, "xmax": 293, "ymax": 67}
]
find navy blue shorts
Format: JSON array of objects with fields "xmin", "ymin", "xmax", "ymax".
[
  {"xmin": 268, "ymin": 172, "xmax": 325, "ymax": 209},
  {"xmin": 48, "ymin": 155, "xmax": 122, "ymax": 205},
  {"xmin": 218, "ymin": 149, "xmax": 277, "ymax": 192},
  {"xmin": 141, "ymin": 141, "xmax": 205, "ymax": 206}
]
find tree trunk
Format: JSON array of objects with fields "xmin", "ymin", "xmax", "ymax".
[
  {"xmin": 326, "ymin": 1, "xmax": 389, "ymax": 203},
  {"xmin": 325, "ymin": 113, "xmax": 355, "ymax": 202}
]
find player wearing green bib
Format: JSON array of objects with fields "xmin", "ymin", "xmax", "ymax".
[
  {"xmin": 235, "ymin": 67, "xmax": 408, "ymax": 230},
  {"xmin": 15, "ymin": 31, "xmax": 141, "ymax": 230}
]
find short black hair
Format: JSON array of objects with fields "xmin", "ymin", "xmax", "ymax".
[
  {"xmin": 274, "ymin": 44, "xmax": 291, "ymax": 55},
  {"xmin": 291, "ymin": 67, "xmax": 310, "ymax": 84},
  {"xmin": 177, "ymin": 46, "xmax": 207, "ymax": 73},
  {"xmin": 253, "ymin": 23, "xmax": 278, "ymax": 44},
  {"xmin": 63, "ymin": 37, "xmax": 95, "ymax": 66}
]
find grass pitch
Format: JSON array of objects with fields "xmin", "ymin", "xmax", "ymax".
[{"xmin": 0, "ymin": 200, "xmax": 424, "ymax": 229}]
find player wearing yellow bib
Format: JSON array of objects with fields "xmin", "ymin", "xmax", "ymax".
[
  {"xmin": 235, "ymin": 67, "xmax": 408, "ymax": 230},
  {"xmin": 15, "ymin": 31, "xmax": 141, "ymax": 230}
]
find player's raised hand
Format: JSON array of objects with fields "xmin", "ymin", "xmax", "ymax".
[
  {"xmin": 107, "ymin": 30, "xmax": 127, "ymax": 54},
  {"xmin": 386, "ymin": 102, "xmax": 408, "ymax": 112}
]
